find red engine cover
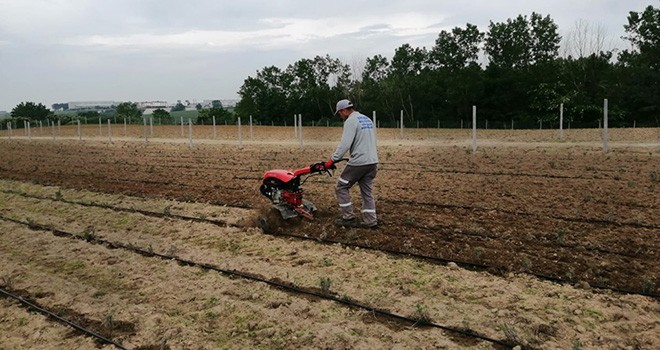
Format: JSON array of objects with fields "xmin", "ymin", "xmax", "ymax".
[{"xmin": 262, "ymin": 169, "xmax": 295, "ymax": 183}]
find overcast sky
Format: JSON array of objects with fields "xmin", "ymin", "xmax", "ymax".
[{"xmin": 0, "ymin": 0, "xmax": 652, "ymax": 111}]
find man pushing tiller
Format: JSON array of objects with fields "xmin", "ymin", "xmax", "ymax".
[
  {"xmin": 324, "ymin": 99, "xmax": 379, "ymax": 229},
  {"xmin": 259, "ymin": 99, "xmax": 378, "ymax": 229}
]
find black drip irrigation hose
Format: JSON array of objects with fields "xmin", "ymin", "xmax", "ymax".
[
  {"xmin": 384, "ymin": 198, "xmax": 660, "ymax": 230},
  {"xmin": 0, "ymin": 287, "xmax": 127, "ymax": 350},
  {"xmin": 0, "ymin": 215, "xmax": 518, "ymax": 349},
  {"xmin": 268, "ymin": 230, "xmax": 660, "ymax": 299},
  {"xmin": 3, "ymin": 189, "xmax": 658, "ymax": 298},
  {"xmin": 0, "ymin": 190, "xmax": 237, "ymax": 228},
  {"xmin": 378, "ymin": 165, "xmax": 600, "ymax": 180}
]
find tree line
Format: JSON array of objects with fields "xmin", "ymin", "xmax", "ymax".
[
  {"xmin": 235, "ymin": 5, "xmax": 659, "ymax": 128},
  {"xmin": 5, "ymin": 5, "xmax": 657, "ymax": 130}
]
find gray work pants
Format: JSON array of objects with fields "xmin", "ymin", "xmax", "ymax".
[{"xmin": 335, "ymin": 164, "xmax": 378, "ymax": 225}]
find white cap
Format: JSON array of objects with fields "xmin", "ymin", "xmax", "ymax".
[{"xmin": 334, "ymin": 99, "xmax": 353, "ymax": 114}]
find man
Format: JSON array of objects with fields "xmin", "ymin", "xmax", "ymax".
[{"xmin": 324, "ymin": 99, "xmax": 379, "ymax": 229}]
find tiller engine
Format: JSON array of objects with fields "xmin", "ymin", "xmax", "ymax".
[{"xmin": 259, "ymin": 161, "xmax": 337, "ymax": 220}]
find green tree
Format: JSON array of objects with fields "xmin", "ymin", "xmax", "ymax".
[
  {"xmin": 77, "ymin": 111, "xmax": 100, "ymax": 124},
  {"xmin": 560, "ymin": 52, "xmax": 617, "ymax": 127},
  {"xmin": 529, "ymin": 13, "xmax": 561, "ymax": 63},
  {"xmin": 198, "ymin": 107, "xmax": 232, "ymax": 125},
  {"xmin": 152, "ymin": 108, "xmax": 172, "ymax": 124},
  {"xmin": 390, "ymin": 44, "xmax": 429, "ymax": 121},
  {"xmin": 236, "ymin": 66, "xmax": 288, "ymax": 124},
  {"xmin": 171, "ymin": 102, "xmax": 186, "ymax": 112},
  {"xmin": 284, "ymin": 55, "xmax": 351, "ymax": 119},
  {"xmin": 428, "ymin": 24, "xmax": 486, "ymax": 124},
  {"xmin": 485, "ymin": 15, "xmax": 532, "ymax": 69},
  {"xmin": 116, "ymin": 102, "xmax": 142, "ymax": 123},
  {"xmin": 360, "ymin": 54, "xmax": 394, "ymax": 119},
  {"xmin": 429, "ymin": 23, "xmax": 484, "ymax": 70},
  {"xmin": 617, "ymin": 5, "xmax": 660, "ymax": 125},
  {"xmin": 11, "ymin": 102, "xmax": 52, "ymax": 122},
  {"xmin": 51, "ymin": 103, "xmax": 69, "ymax": 111},
  {"xmin": 483, "ymin": 13, "xmax": 561, "ymax": 126}
]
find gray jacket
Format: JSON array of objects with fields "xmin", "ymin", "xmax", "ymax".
[{"xmin": 331, "ymin": 111, "xmax": 378, "ymax": 166}]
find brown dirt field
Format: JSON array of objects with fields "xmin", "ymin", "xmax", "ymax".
[{"xmin": 0, "ymin": 126, "xmax": 658, "ymax": 349}]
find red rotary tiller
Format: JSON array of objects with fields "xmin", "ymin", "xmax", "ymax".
[{"xmin": 259, "ymin": 160, "xmax": 343, "ymax": 220}]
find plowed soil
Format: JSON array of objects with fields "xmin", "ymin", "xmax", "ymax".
[{"xmin": 0, "ymin": 126, "xmax": 658, "ymax": 349}]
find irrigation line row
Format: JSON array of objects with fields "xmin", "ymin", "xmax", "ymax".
[
  {"xmin": 0, "ymin": 172, "xmax": 253, "ymax": 209},
  {"xmin": 3, "ymin": 189, "xmax": 658, "ymax": 298},
  {"xmin": 269, "ymin": 230, "xmax": 660, "ymax": 298},
  {"xmin": 379, "ymin": 165, "xmax": 604, "ymax": 181},
  {"xmin": 6, "ymin": 150, "xmax": 620, "ymax": 182},
  {"xmin": 384, "ymin": 198, "xmax": 660, "ymax": 230},
  {"xmin": 0, "ymin": 215, "xmax": 518, "ymax": 349},
  {"xmin": 1, "ymin": 189, "xmax": 235, "ymax": 228},
  {"xmin": 405, "ymin": 221, "xmax": 644, "ymax": 260},
  {"xmin": 0, "ymin": 287, "xmax": 127, "ymax": 350},
  {"xmin": 380, "ymin": 161, "xmax": 634, "ymax": 178},
  {"xmin": 12, "ymin": 153, "xmax": 255, "ymax": 173}
]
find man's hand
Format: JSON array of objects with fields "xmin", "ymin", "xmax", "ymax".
[
  {"xmin": 309, "ymin": 162, "xmax": 326, "ymax": 173},
  {"xmin": 325, "ymin": 159, "xmax": 336, "ymax": 169}
]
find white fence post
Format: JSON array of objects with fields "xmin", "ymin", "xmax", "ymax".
[
  {"xmin": 238, "ymin": 117, "xmax": 243, "ymax": 149},
  {"xmin": 27, "ymin": 122, "xmax": 31, "ymax": 140},
  {"xmin": 143, "ymin": 117, "xmax": 148, "ymax": 142},
  {"xmin": 150, "ymin": 116, "xmax": 154, "ymax": 137},
  {"xmin": 188, "ymin": 118, "xmax": 193, "ymax": 148},
  {"xmin": 560, "ymin": 103, "xmax": 564, "ymax": 140},
  {"xmin": 373, "ymin": 111, "xmax": 377, "ymax": 130},
  {"xmin": 603, "ymin": 99, "xmax": 609, "ymax": 153},
  {"xmin": 51, "ymin": 120, "xmax": 55, "ymax": 140},
  {"xmin": 298, "ymin": 114, "xmax": 303, "ymax": 149},
  {"xmin": 180, "ymin": 117, "xmax": 184, "ymax": 137},
  {"xmin": 7, "ymin": 122, "xmax": 11, "ymax": 139},
  {"xmin": 400, "ymin": 110, "xmax": 404, "ymax": 138},
  {"xmin": 472, "ymin": 105, "xmax": 477, "ymax": 153},
  {"xmin": 99, "ymin": 117, "xmax": 102, "ymax": 136},
  {"xmin": 124, "ymin": 117, "xmax": 127, "ymax": 137},
  {"xmin": 77, "ymin": 120, "xmax": 81, "ymax": 141},
  {"xmin": 213, "ymin": 115, "xmax": 217, "ymax": 139},
  {"xmin": 249, "ymin": 115, "xmax": 253, "ymax": 141},
  {"xmin": 108, "ymin": 119, "xmax": 112, "ymax": 143}
]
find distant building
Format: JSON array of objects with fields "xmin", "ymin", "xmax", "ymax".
[
  {"xmin": 219, "ymin": 99, "xmax": 238, "ymax": 108},
  {"xmin": 137, "ymin": 101, "xmax": 168, "ymax": 109},
  {"xmin": 176, "ymin": 98, "xmax": 238, "ymax": 109},
  {"xmin": 68, "ymin": 101, "xmax": 118, "ymax": 110}
]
